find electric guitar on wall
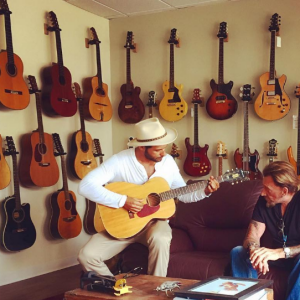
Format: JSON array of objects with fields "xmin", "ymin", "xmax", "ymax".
[
  {"xmin": 2, "ymin": 136, "xmax": 36, "ymax": 251},
  {"xmin": 69, "ymin": 82, "xmax": 97, "ymax": 180},
  {"xmin": 97, "ymin": 169, "xmax": 245, "ymax": 239},
  {"xmin": 146, "ymin": 91, "xmax": 157, "ymax": 118},
  {"xmin": 216, "ymin": 141, "xmax": 227, "ymax": 176},
  {"xmin": 50, "ymin": 133, "xmax": 82, "ymax": 239},
  {"xmin": 0, "ymin": 0, "xmax": 30, "ymax": 110},
  {"xmin": 287, "ymin": 85, "xmax": 300, "ymax": 176},
  {"xmin": 42, "ymin": 11, "xmax": 77, "ymax": 117},
  {"xmin": 118, "ymin": 31, "xmax": 145, "ymax": 124},
  {"xmin": 170, "ymin": 143, "xmax": 180, "ymax": 160},
  {"xmin": 19, "ymin": 75, "xmax": 59, "ymax": 187},
  {"xmin": 254, "ymin": 13, "xmax": 290, "ymax": 121},
  {"xmin": 83, "ymin": 27, "xmax": 113, "ymax": 122},
  {"xmin": 0, "ymin": 134, "xmax": 11, "ymax": 189},
  {"xmin": 206, "ymin": 22, "xmax": 237, "ymax": 120},
  {"xmin": 183, "ymin": 89, "xmax": 211, "ymax": 177},
  {"xmin": 159, "ymin": 28, "xmax": 188, "ymax": 122},
  {"xmin": 84, "ymin": 138, "xmax": 105, "ymax": 235},
  {"xmin": 234, "ymin": 84, "xmax": 262, "ymax": 180},
  {"xmin": 267, "ymin": 139, "xmax": 278, "ymax": 164}
]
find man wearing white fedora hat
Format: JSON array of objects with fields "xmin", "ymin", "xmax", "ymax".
[{"xmin": 78, "ymin": 118, "xmax": 219, "ymax": 278}]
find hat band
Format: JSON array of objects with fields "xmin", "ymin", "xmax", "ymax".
[{"xmin": 136, "ymin": 131, "xmax": 167, "ymax": 143}]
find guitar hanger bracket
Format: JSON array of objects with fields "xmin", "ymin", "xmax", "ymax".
[
  {"xmin": 85, "ymin": 38, "xmax": 90, "ymax": 48},
  {"xmin": 133, "ymin": 43, "xmax": 137, "ymax": 53},
  {"xmin": 175, "ymin": 38, "xmax": 181, "ymax": 48}
]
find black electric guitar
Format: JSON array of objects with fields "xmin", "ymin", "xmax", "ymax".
[
  {"xmin": 146, "ymin": 91, "xmax": 157, "ymax": 118},
  {"xmin": 2, "ymin": 136, "xmax": 36, "ymax": 251}
]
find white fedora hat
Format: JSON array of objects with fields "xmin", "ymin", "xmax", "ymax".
[{"xmin": 127, "ymin": 118, "xmax": 178, "ymax": 147}]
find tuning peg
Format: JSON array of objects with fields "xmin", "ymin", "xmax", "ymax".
[{"xmin": 240, "ymin": 87, "xmax": 243, "ymax": 91}]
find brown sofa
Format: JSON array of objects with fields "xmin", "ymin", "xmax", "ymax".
[{"xmin": 119, "ymin": 179, "xmax": 289, "ymax": 300}]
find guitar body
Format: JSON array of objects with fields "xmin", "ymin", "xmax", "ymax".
[
  {"xmin": 183, "ymin": 138, "xmax": 211, "ymax": 177},
  {"xmin": 206, "ymin": 79, "xmax": 238, "ymax": 120},
  {"xmin": 98, "ymin": 177, "xmax": 176, "ymax": 239},
  {"xmin": 69, "ymin": 131, "xmax": 97, "ymax": 180},
  {"xmin": 159, "ymin": 80, "xmax": 188, "ymax": 122},
  {"xmin": 0, "ymin": 135, "xmax": 11, "ymax": 189},
  {"xmin": 0, "ymin": 51, "xmax": 30, "ymax": 110},
  {"xmin": 84, "ymin": 199, "xmax": 105, "ymax": 234},
  {"xmin": 49, "ymin": 190, "xmax": 82, "ymax": 239},
  {"xmin": 254, "ymin": 72, "xmax": 290, "ymax": 120},
  {"xmin": 19, "ymin": 132, "xmax": 59, "ymax": 187},
  {"xmin": 287, "ymin": 146, "xmax": 299, "ymax": 176},
  {"xmin": 83, "ymin": 77, "xmax": 113, "ymax": 122},
  {"xmin": 234, "ymin": 149, "xmax": 263, "ymax": 180},
  {"xmin": 42, "ymin": 64, "xmax": 77, "ymax": 117},
  {"xmin": 118, "ymin": 83, "xmax": 145, "ymax": 124},
  {"xmin": 2, "ymin": 196, "xmax": 36, "ymax": 251}
]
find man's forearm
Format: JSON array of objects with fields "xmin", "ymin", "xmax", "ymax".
[{"xmin": 243, "ymin": 221, "xmax": 262, "ymax": 250}]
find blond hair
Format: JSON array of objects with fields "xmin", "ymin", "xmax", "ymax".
[{"xmin": 263, "ymin": 161, "xmax": 299, "ymax": 193}]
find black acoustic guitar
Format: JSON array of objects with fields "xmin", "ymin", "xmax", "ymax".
[{"xmin": 2, "ymin": 136, "xmax": 36, "ymax": 251}]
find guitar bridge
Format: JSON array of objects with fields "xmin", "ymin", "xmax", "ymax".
[
  {"xmin": 63, "ymin": 216, "xmax": 76, "ymax": 222},
  {"xmin": 81, "ymin": 161, "xmax": 92, "ymax": 166},
  {"xmin": 5, "ymin": 89, "xmax": 22, "ymax": 95},
  {"xmin": 39, "ymin": 163, "xmax": 50, "ymax": 167},
  {"xmin": 58, "ymin": 98, "xmax": 71, "ymax": 103}
]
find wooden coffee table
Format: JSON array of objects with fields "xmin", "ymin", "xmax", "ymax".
[{"xmin": 64, "ymin": 274, "xmax": 273, "ymax": 300}]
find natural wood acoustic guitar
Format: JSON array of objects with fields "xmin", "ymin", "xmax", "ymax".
[
  {"xmin": 254, "ymin": 13, "xmax": 290, "ymax": 121},
  {"xmin": 0, "ymin": 134, "xmax": 10, "ymax": 189},
  {"xmin": 159, "ymin": 28, "xmax": 188, "ymax": 122},
  {"xmin": 0, "ymin": 0, "xmax": 29, "ymax": 110},
  {"xmin": 83, "ymin": 27, "xmax": 113, "ymax": 122},
  {"xmin": 19, "ymin": 75, "xmax": 59, "ymax": 187}
]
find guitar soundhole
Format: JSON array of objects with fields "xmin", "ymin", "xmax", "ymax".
[
  {"xmin": 81, "ymin": 141, "xmax": 89, "ymax": 153},
  {"xmin": 65, "ymin": 200, "xmax": 72, "ymax": 211},
  {"xmin": 59, "ymin": 75, "xmax": 66, "ymax": 85},
  {"xmin": 6, "ymin": 63, "xmax": 17, "ymax": 77},
  {"xmin": 12, "ymin": 208, "xmax": 25, "ymax": 223},
  {"xmin": 147, "ymin": 193, "xmax": 161, "ymax": 207},
  {"xmin": 38, "ymin": 143, "xmax": 47, "ymax": 155},
  {"xmin": 97, "ymin": 88, "xmax": 105, "ymax": 96}
]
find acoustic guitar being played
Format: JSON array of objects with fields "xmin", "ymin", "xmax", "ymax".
[{"xmin": 0, "ymin": 0, "xmax": 29, "ymax": 110}]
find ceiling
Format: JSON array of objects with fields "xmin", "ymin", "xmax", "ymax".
[{"xmin": 63, "ymin": 0, "xmax": 240, "ymax": 20}]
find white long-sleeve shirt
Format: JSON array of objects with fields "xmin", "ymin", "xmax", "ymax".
[{"xmin": 78, "ymin": 148, "xmax": 208, "ymax": 208}]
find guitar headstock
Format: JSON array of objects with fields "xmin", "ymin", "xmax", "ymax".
[
  {"xmin": 52, "ymin": 133, "xmax": 66, "ymax": 156},
  {"xmin": 217, "ymin": 22, "xmax": 228, "ymax": 39},
  {"xmin": 239, "ymin": 84, "xmax": 255, "ymax": 102},
  {"xmin": 124, "ymin": 31, "xmax": 135, "ymax": 50},
  {"xmin": 28, "ymin": 75, "xmax": 40, "ymax": 94},
  {"xmin": 267, "ymin": 139, "xmax": 278, "ymax": 157},
  {"xmin": 5, "ymin": 136, "xmax": 18, "ymax": 156},
  {"xmin": 294, "ymin": 85, "xmax": 300, "ymax": 99},
  {"xmin": 90, "ymin": 27, "xmax": 100, "ymax": 44},
  {"xmin": 147, "ymin": 91, "xmax": 157, "ymax": 107},
  {"xmin": 0, "ymin": 0, "xmax": 10, "ymax": 14},
  {"xmin": 73, "ymin": 82, "xmax": 83, "ymax": 100},
  {"xmin": 192, "ymin": 88, "xmax": 202, "ymax": 105},
  {"xmin": 170, "ymin": 143, "xmax": 180, "ymax": 159},
  {"xmin": 48, "ymin": 11, "xmax": 61, "ymax": 31},
  {"xmin": 168, "ymin": 28, "xmax": 179, "ymax": 45},
  {"xmin": 269, "ymin": 13, "xmax": 281, "ymax": 32},
  {"xmin": 222, "ymin": 168, "xmax": 245, "ymax": 184},
  {"xmin": 216, "ymin": 141, "xmax": 227, "ymax": 158},
  {"xmin": 93, "ymin": 139, "xmax": 104, "ymax": 158}
]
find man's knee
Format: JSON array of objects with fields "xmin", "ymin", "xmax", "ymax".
[
  {"xmin": 230, "ymin": 246, "xmax": 245, "ymax": 259},
  {"xmin": 149, "ymin": 230, "xmax": 172, "ymax": 247}
]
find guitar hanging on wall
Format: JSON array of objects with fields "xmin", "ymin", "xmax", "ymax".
[
  {"xmin": 206, "ymin": 22, "xmax": 237, "ymax": 120},
  {"xmin": 216, "ymin": 141, "xmax": 227, "ymax": 176},
  {"xmin": 83, "ymin": 27, "xmax": 113, "ymax": 122},
  {"xmin": 146, "ymin": 91, "xmax": 157, "ymax": 118},
  {"xmin": 0, "ymin": 134, "xmax": 11, "ymax": 189},
  {"xmin": 234, "ymin": 84, "xmax": 262, "ymax": 180},
  {"xmin": 159, "ymin": 28, "xmax": 188, "ymax": 122},
  {"xmin": 184, "ymin": 89, "xmax": 211, "ymax": 177},
  {"xmin": 2, "ymin": 136, "xmax": 36, "ymax": 251},
  {"xmin": 267, "ymin": 139, "xmax": 278, "ymax": 164},
  {"xmin": 19, "ymin": 75, "xmax": 59, "ymax": 187},
  {"xmin": 287, "ymin": 84, "xmax": 300, "ymax": 176},
  {"xmin": 254, "ymin": 13, "xmax": 290, "ymax": 121},
  {"xmin": 0, "ymin": 0, "xmax": 29, "ymax": 110},
  {"xmin": 50, "ymin": 133, "xmax": 82, "ymax": 239},
  {"xmin": 42, "ymin": 11, "xmax": 77, "ymax": 117},
  {"xmin": 69, "ymin": 82, "xmax": 97, "ymax": 180},
  {"xmin": 118, "ymin": 31, "xmax": 145, "ymax": 124}
]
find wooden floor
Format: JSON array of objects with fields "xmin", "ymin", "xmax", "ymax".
[{"xmin": 0, "ymin": 264, "xmax": 83, "ymax": 300}]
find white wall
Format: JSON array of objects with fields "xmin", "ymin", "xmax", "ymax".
[
  {"xmin": 109, "ymin": 0, "xmax": 300, "ymax": 181},
  {"xmin": 0, "ymin": 0, "xmax": 112, "ymax": 285}
]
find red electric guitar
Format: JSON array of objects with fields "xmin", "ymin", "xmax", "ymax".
[
  {"xmin": 183, "ymin": 89, "xmax": 211, "ymax": 177},
  {"xmin": 42, "ymin": 11, "xmax": 77, "ymax": 117}
]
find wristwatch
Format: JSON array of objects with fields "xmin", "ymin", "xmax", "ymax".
[{"xmin": 283, "ymin": 247, "xmax": 291, "ymax": 259}]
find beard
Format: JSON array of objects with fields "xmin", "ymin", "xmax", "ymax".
[{"xmin": 144, "ymin": 148, "xmax": 163, "ymax": 162}]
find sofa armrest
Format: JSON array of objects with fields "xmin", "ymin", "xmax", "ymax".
[{"xmin": 170, "ymin": 228, "xmax": 195, "ymax": 254}]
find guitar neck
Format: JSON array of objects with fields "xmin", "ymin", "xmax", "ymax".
[
  {"xmin": 95, "ymin": 43, "xmax": 103, "ymax": 89},
  {"xmin": 218, "ymin": 156, "xmax": 223, "ymax": 176},
  {"xmin": 35, "ymin": 93, "xmax": 45, "ymax": 144},
  {"xmin": 11, "ymin": 154, "xmax": 21, "ymax": 209},
  {"xmin": 126, "ymin": 47, "xmax": 131, "ymax": 89},
  {"xmin": 243, "ymin": 101, "xmax": 250, "ymax": 171},
  {"xmin": 193, "ymin": 103, "xmax": 199, "ymax": 146},
  {"xmin": 148, "ymin": 106, "xmax": 153, "ymax": 118},
  {"xmin": 269, "ymin": 30, "xmax": 276, "ymax": 80},
  {"xmin": 78, "ymin": 100, "xmax": 87, "ymax": 143},
  {"xmin": 4, "ymin": 12, "xmax": 14, "ymax": 66},
  {"xmin": 297, "ymin": 101, "xmax": 300, "ymax": 165},
  {"xmin": 60, "ymin": 154, "xmax": 69, "ymax": 197},
  {"xmin": 54, "ymin": 30, "xmax": 65, "ymax": 78},
  {"xmin": 169, "ymin": 43, "xmax": 175, "ymax": 89},
  {"xmin": 218, "ymin": 38, "xmax": 224, "ymax": 84}
]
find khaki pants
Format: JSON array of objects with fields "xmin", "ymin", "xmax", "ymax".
[{"xmin": 78, "ymin": 220, "xmax": 172, "ymax": 277}]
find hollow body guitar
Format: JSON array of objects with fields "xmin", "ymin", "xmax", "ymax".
[
  {"xmin": 2, "ymin": 136, "xmax": 36, "ymax": 251},
  {"xmin": 254, "ymin": 13, "xmax": 290, "ymax": 121},
  {"xmin": 0, "ymin": 0, "xmax": 29, "ymax": 110},
  {"xmin": 19, "ymin": 75, "xmax": 59, "ymax": 187},
  {"xmin": 183, "ymin": 89, "xmax": 211, "ymax": 177},
  {"xmin": 42, "ymin": 11, "xmax": 77, "ymax": 117},
  {"xmin": 50, "ymin": 133, "xmax": 82, "ymax": 239},
  {"xmin": 83, "ymin": 27, "xmax": 112, "ymax": 122},
  {"xmin": 0, "ymin": 134, "xmax": 10, "ymax": 189},
  {"xmin": 118, "ymin": 31, "xmax": 144, "ymax": 124},
  {"xmin": 98, "ymin": 169, "xmax": 244, "ymax": 239},
  {"xmin": 206, "ymin": 22, "xmax": 237, "ymax": 120},
  {"xmin": 159, "ymin": 28, "xmax": 187, "ymax": 122}
]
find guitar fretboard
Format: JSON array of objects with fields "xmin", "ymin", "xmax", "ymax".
[
  {"xmin": 269, "ymin": 30, "xmax": 276, "ymax": 80},
  {"xmin": 169, "ymin": 43, "xmax": 175, "ymax": 89},
  {"xmin": 218, "ymin": 38, "xmax": 224, "ymax": 84},
  {"xmin": 243, "ymin": 101, "xmax": 250, "ymax": 171},
  {"xmin": 4, "ymin": 11, "xmax": 14, "ymax": 66}
]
